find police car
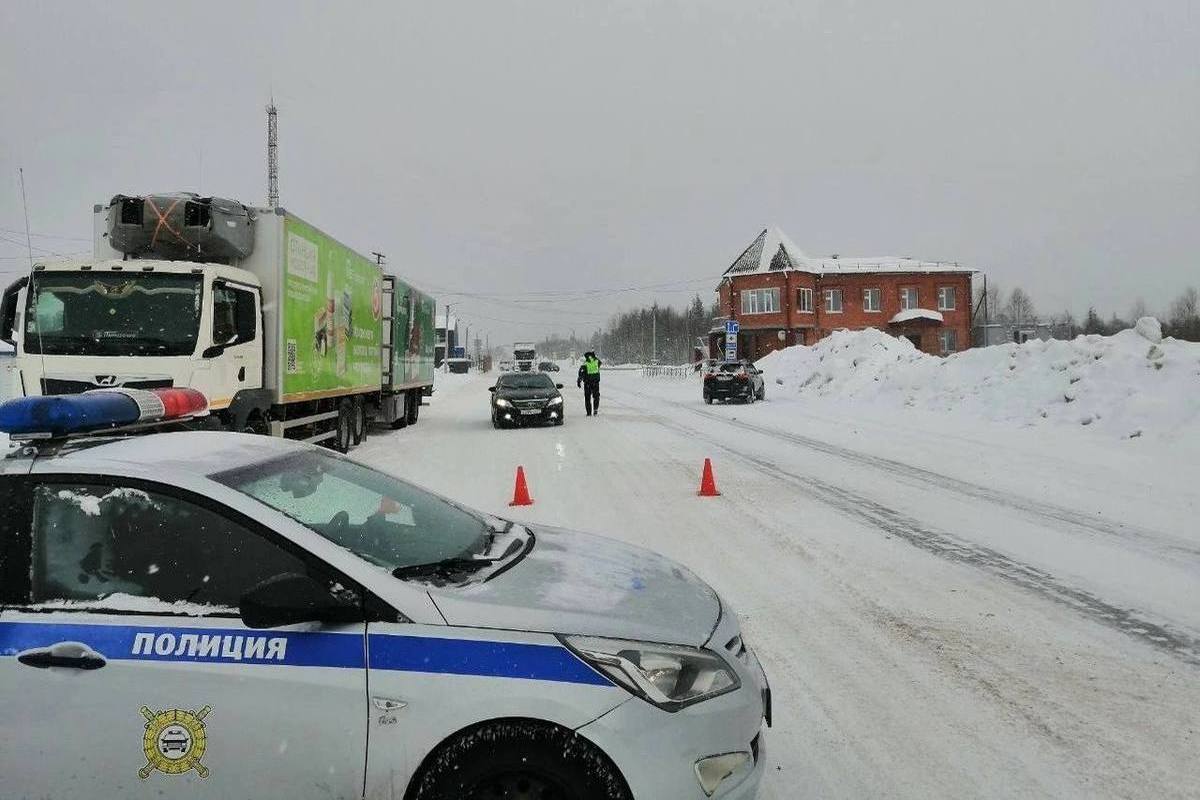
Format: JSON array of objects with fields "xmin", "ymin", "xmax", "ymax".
[{"xmin": 0, "ymin": 388, "xmax": 769, "ymax": 799}]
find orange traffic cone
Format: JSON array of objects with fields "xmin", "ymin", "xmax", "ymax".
[
  {"xmin": 698, "ymin": 458, "xmax": 720, "ymax": 497},
  {"xmin": 509, "ymin": 465, "xmax": 534, "ymax": 506}
]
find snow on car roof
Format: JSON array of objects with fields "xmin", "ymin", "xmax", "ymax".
[{"xmin": 29, "ymin": 430, "xmax": 304, "ymax": 476}]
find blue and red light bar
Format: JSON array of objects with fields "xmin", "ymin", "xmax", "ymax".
[{"xmin": 0, "ymin": 388, "xmax": 208, "ymax": 439}]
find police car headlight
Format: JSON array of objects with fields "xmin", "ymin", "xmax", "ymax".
[
  {"xmin": 494, "ymin": 398, "xmax": 511, "ymax": 408},
  {"xmin": 561, "ymin": 636, "xmax": 739, "ymax": 710},
  {"xmin": 547, "ymin": 396, "xmax": 563, "ymax": 406}
]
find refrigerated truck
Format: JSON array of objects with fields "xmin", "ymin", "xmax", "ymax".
[
  {"xmin": 0, "ymin": 193, "xmax": 435, "ymax": 450},
  {"xmin": 513, "ymin": 342, "xmax": 537, "ymax": 371}
]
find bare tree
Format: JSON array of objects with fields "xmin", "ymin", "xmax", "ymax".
[
  {"xmin": 1167, "ymin": 286, "xmax": 1200, "ymax": 341},
  {"xmin": 1004, "ymin": 287, "xmax": 1036, "ymax": 325}
]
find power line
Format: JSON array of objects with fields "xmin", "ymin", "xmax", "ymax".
[{"xmin": 0, "ymin": 226, "xmax": 90, "ymax": 243}]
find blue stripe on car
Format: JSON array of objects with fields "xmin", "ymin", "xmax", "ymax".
[{"xmin": 0, "ymin": 621, "xmax": 610, "ymax": 687}]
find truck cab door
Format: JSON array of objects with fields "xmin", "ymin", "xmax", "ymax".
[{"xmin": 204, "ymin": 282, "xmax": 263, "ymax": 411}]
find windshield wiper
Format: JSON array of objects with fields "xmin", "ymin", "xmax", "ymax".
[{"xmin": 392, "ymin": 557, "xmax": 498, "ymax": 581}]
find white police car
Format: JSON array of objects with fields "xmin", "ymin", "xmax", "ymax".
[{"xmin": 0, "ymin": 389, "xmax": 769, "ymax": 799}]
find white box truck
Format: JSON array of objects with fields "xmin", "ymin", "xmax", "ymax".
[{"xmin": 0, "ymin": 192, "xmax": 435, "ymax": 450}]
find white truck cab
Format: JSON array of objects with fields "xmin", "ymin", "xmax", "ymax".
[{"xmin": 2, "ymin": 259, "xmax": 263, "ymax": 412}]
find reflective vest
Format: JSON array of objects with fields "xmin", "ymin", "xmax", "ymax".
[{"xmin": 585, "ymin": 359, "xmax": 600, "ymax": 375}]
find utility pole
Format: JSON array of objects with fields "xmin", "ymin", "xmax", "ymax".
[
  {"xmin": 266, "ymin": 98, "xmax": 279, "ymax": 209},
  {"xmin": 652, "ymin": 308, "xmax": 657, "ymax": 364},
  {"xmin": 371, "ymin": 251, "xmax": 386, "ymax": 266}
]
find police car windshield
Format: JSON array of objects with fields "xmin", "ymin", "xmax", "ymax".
[{"xmin": 214, "ymin": 451, "xmax": 492, "ymax": 572}]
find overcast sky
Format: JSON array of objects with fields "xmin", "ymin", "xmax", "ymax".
[{"xmin": 2, "ymin": 0, "xmax": 1197, "ymax": 344}]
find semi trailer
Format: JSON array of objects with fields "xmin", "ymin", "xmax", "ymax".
[{"xmin": 0, "ymin": 192, "xmax": 435, "ymax": 450}]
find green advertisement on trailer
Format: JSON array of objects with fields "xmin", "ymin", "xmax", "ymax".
[
  {"xmin": 281, "ymin": 216, "xmax": 383, "ymax": 401},
  {"xmin": 391, "ymin": 279, "xmax": 436, "ymax": 388}
]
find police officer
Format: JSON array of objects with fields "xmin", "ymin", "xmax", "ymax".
[{"xmin": 576, "ymin": 351, "xmax": 602, "ymax": 416}]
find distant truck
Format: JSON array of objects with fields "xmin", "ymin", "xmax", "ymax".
[
  {"xmin": 0, "ymin": 192, "xmax": 435, "ymax": 451},
  {"xmin": 513, "ymin": 342, "xmax": 537, "ymax": 372}
]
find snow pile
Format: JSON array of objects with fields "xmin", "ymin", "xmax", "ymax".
[{"xmin": 758, "ymin": 320, "xmax": 1200, "ymax": 439}]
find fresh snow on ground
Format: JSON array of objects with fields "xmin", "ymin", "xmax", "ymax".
[
  {"xmin": 757, "ymin": 320, "xmax": 1200, "ymax": 441},
  {"xmin": 357, "ymin": 363, "xmax": 1199, "ymax": 800}
]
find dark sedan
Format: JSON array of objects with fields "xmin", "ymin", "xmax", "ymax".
[
  {"xmin": 490, "ymin": 372, "xmax": 565, "ymax": 428},
  {"xmin": 703, "ymin": 359, "xmax": 766, "ymax": 404}
]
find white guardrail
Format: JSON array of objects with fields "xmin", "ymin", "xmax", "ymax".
[{"xmin": 640, "ymin": 364, "xmax": 698, "ymax": 379}]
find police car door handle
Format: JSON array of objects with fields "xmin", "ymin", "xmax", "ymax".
[{"xmin": 17, "ymin": 642, "xmax": 107, "ymax": 671}]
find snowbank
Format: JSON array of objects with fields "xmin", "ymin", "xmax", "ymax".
[{"xmin": 757, "ymin": 320, "xmax": 1200, "ymax": 440}]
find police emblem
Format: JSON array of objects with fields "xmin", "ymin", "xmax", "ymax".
[{"xmin": 138, "ymin": 705, "xmax": 212, "ymax": 780}]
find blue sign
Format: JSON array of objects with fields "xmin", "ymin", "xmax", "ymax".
[
  {"xmin": 725, "ymin": 320, "xmax": 740, "ymax": 334},
  {"xmin": 451, "ymin": 346, "xmax": 466, "ymax": 359}
]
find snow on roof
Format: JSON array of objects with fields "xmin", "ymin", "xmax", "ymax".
[
  {"xmin": 722, "ymin": 227, "xmax": 974, "ymax": 278},
  {"xmin": 889, "ymin": 308, "xmax": 944, "ymax": 324},
  {"xmin": 724, "ymin": 227, "xmax": 809, "ymax": 275}
]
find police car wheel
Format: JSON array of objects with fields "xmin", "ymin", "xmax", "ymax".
[{"xmin": 411, "ymin": 720, "xmax": 630, "ymax": 800}]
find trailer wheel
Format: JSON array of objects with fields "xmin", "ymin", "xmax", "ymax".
[
  {"xmin": 333, "ymin": 404, "xmax": 353, "ymax": 452},
  {"xmin": 351, "ymin": 398, "xmax": 366, "ymax": 445},
  {"xmin": 406, "ymin": 390, "xmax": 421, "ymax": 425}
]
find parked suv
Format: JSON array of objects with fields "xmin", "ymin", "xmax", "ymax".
[{"xmin": 703, "ymin": 359, "xmax": 765, "ymax": 404}]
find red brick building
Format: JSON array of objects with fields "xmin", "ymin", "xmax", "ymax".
[{"xmin": 712, "ymin": 227, "xmax": 975, "ymax": 360}]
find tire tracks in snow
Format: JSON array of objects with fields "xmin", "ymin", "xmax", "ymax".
[
  {"xmin": 610, "ymin": 393, "xmax": 1200, "ymax": 668},
  {"xmin": 648, "ymin": 391, "xmax": 1200, "ymax": 566}
]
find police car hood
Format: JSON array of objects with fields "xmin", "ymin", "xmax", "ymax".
[{"xmin": 427, "ymin": 526, "xmax": 721, "ymax": 646}]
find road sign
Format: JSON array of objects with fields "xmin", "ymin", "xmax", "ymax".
[{"xmin": 725, "ymin": 320, "xmax": 740, "ymax": 335}]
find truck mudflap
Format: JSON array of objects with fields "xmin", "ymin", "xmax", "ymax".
[{"xmin": 104, "ymin": 193, "xmax": 254, "ymax": 262}]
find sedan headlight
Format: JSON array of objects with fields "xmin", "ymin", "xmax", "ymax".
[
  {"xmin": 562, "ymin": 635, "xmax": 739, "ymax": 710},
  {"xmin": 547, "ymin": 396, "xmax": 563, "ymax": 406},
  {"xmin": 494, "ymin": 398, "xmax": 511, "ymax": 408}
]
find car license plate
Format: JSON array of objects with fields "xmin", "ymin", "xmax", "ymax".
[
  {"xmin": 717, "ymin": 375, "xmax": 732, "ymax": 381},
  {"xmin": 520, "ymin": 409, "xmax": 540, "ymax": 415}
]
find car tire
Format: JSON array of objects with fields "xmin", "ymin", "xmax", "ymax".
[{"xmin": 409, "ymin": 720, "xmax": 632, "ymax": 800}]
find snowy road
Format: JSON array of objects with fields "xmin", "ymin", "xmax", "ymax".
[{"xmin": 356, "ymin": 370, "xmax": 1199, "ymax": 799}]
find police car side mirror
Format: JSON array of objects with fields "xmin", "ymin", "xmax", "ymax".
[
  {"xmin": 201, "ymin": 344, "xmax": 227, "ymax": 359},
  {"xmin": 240, "ymin": 573, "xmax": 362, "ymax": 629},
  {"xmin": 488, "ymin": 386, "xmax": 497, "ymax": 392},
  {"xmin": 555, "ymin": 383, "xmax": 564, "ymax": 389}
]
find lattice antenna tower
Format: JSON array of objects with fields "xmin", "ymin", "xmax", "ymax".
[{"xmin": 266, "ymin": 98, "xmax": 279, "ymax": 209}]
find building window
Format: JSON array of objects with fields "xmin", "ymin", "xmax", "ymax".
[
  {"xmin": 938, "ymin": 286, "xmax": 956, "ymax": 311},
  {"xmin": 796, "ymin": 287, "xmax": 813, "ymax": 313},
  {"xmin": 900, "ymin": 287, "xmax": 919, "ymax": 310},
  {"xmin": 863, "ymin": 288, "xmax": 881, "ymax": 312},
  {"xmin": 824, "ymin": 288, "xmax": 843, "ymax": 313},
  {"xmin": 939, "ymin": 329, "xmax": 958, "ymax": 354},
  {"xmin": 740, "ymin": 287, "xmax": 780, "ymax": 315}
]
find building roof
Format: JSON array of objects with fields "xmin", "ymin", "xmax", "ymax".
[
  {"xmin": 435, "ymin": 314, "xmax": 458, "ymax": 330},
  {"xmin": 722, "ymin": 227, "xmax": 974, "ymax": 279}
]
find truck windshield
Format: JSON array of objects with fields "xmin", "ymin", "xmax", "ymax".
[
  {"xmin": 23, "ymin": 272, "xmax": 202, "ymax": 357},
  {"xmin": 214, "ymin": 450, "xmax": 494, "ymax": 571}
]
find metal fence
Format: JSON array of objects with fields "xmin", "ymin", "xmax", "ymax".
[{"xmin": 641, "ymin": 364, "xmax": 696, "ymax": 379}]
